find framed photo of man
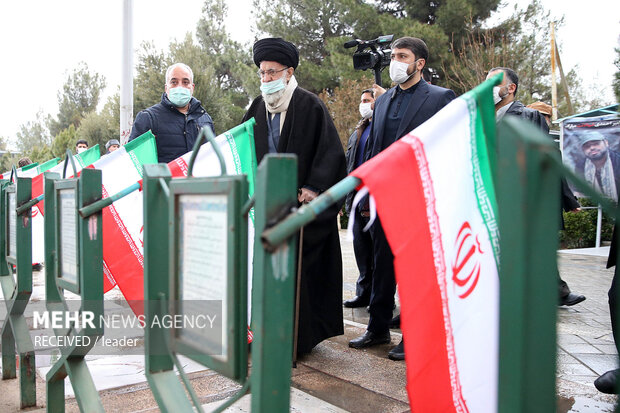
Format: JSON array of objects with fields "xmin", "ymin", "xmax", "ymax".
[{"xmin": 561, "ymin": 116, "xmax": 620, "ymax": 201}]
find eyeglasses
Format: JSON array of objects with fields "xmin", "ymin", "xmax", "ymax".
[{"xmin": 257, "ymin": 67, "xmax": 288, "ymax": 78}]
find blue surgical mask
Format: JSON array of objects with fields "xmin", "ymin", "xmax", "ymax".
[
  {"xmin": 260, "ymin": 76, "xmax": 287, "ymax": 95},
  {"xmin": 168, "ymin": 87, "xmax": 192, "ymax": 107}
]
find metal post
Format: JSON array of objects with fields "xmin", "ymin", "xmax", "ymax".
[
  {"xmin": 44, "ymin": 169, "xmax": 105, "ymax": 412},
  {"xmin": 120, "ymin": 0, "xmax": 134, "ymax": 145},
  {"xmin": 0, "ymin": 177, "xmax": 36, "ymax": 408},
  {"xmin": 251, "ymin": 155, "xmax": 298, "ymax": 411},
  {"xmin": 142, "ymin": 164, "xmax": 194, "ymax": 412},
  {"xmin": 550, "ymin": 22, "xmax": 558, "ymax": 121},
  {"xmin": 596, "ymin": 205, "xmax": 603, "ymax": 248}
]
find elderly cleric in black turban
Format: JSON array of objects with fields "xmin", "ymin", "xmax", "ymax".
[{"xmin": 252, "ymin": 38, "xmax": 299, "ymax": 69}]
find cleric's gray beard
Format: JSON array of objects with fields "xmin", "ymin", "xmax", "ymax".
[{"xmin": 262, "ymin": 87, "xmax": 286, "ymax": 106}]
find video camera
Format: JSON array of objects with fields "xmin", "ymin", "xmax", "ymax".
[{"xmin": 344, "ymin": 35, "xmax": 394, "ymax": 86}]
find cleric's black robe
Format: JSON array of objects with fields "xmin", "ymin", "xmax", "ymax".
[{"xmin": 243, "ymin": 87, "xmax": 346, "ymax": 354}]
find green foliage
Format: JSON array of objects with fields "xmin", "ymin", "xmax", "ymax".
[
  {"xmin": 132, "ymin": 0, "xmax": 257, "ymax": 133},
  {"xmin": 48, "ymin": 62, "xmax": 106, "ymax": 137},
  {"xmin": 14, "ymin": 110, "xmax": 52, "ymax": 154},
  {"xmin": 377, "ymin": 0, "xmax": 500, "ymax": 27},
  {"xmin": 51, "ymin": 125, "xmax": 77, "ymax": 159},
  {"xmin": 0, "ymin": 136, "xmax": 20, "ymax": 173},
  {"xmin": 559, "ymin": 198, "xmax": 614, "ymax": 249},
  {"xmin": 133, "ymin": 41, "xmax": 168, "ymax": 115},
  {"xmin": 26, "ymin": 145, "xmax": 54, "ymax": 164},
  {"xmin": 76, "ymin": 109, "xmax": 117, "ymax": 156}
]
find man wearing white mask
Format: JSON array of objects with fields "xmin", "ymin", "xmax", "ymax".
[
  {"xmin": 243, "ymin": 38, "xmax": 346, "ymax": 355},
  {"xmin": 128, "ymin": 63, "xmax": 214, "ymax": 163},
  {"xmin": 349, "ymin": 37, "xmax": 455, "ymax": 361},
  {"xmin": 343, "ymin": 89, "xmax": 376, "ymax": 309},
  {"xmin": 75, "ymin": 139, "xmax": 89, "ymax": 154},
  {"xmin": 486, "ymin": 66, "xmax": 547, "ymax": 130},
  {"xmin": 487, "ymin": 67, "xmax": 586, "ymax": 308}
]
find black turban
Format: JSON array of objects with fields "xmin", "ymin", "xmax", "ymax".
[{"xmin": 252, "ymin": 38, "xmax": 299, "ymax": 69}]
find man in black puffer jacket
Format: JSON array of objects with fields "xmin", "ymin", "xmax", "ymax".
[{"xmin": 128, "ymin": 63, "xmax": 214, "ymax": 163}]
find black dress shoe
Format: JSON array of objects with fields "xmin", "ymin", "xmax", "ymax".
[
  {"xmin": 595, "ymin": 369, "xmax": 620, "ymax": 394},
  {"xmin": 388, "ymin": 339, "xmax": 404, "ymax": 361},
  {"xmin": 559, "ymin": 293, "xmax": 586, "ymax": 306},
  {"xmin": 343, "ymin": 296, "xmax": 369, "ymax": 308},
  {"xmin": 389, "ymin": 314, "xmax": 400, "ymax": 329},
  {"xmin": 349, "ymin": 331, "xmax": 390, "ymax": 349}
]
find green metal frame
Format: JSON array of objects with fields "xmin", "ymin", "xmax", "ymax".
[
  {"xmin": 168, "ymin": 176, "xmax": 248, "ymax": 380},
  {"xmin": 44, "ymin": 169, "xmax": 105, "ymax": 413},
  {"xmin": 142, "ymin": 164, "xmax": 195, "ymax": 413},
  {"xmin": 0, "ymin": 177, "xmax": 36, "ymax": 408},
  {"xmin": 142, "ymin": 153, "xmax": 298, "ymax": 412},
  {"xmin": 54, "ymin": 179, "xmax": 81, "ymax": 294},
  {"xmin": 249, "ymin": 155, "xmax": 298, "ymax": 412},
  {"xmin": 0, "ymin": 180, "xmax": 10, "ymax": 278}
]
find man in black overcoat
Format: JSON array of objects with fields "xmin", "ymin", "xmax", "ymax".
[{"xmin": 242, "ymin": 38, "xmax": 346, "ymax": 355}]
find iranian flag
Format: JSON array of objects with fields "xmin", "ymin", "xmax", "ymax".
[
  {"xmin": 89, "ymin": 131, "xmax": 158, "ymax": 296},
  {"xmin": 100, "ymin": 120, "xmax": 257, "ymax": 316},
  {"xmin": 351, "ymin": 81, "xmax": 499, "ymax": 411},
  {"xmin": 29, "ymin": 147, "xmax": 101, "ymax": 264}
]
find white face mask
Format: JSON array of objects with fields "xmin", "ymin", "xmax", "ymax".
[
  {"xmin": 389, "ymin": 59, "xmax": 419, "ymax": 84},
  {"xmin": 493, "ymin": 85, "xmax": 510, "ymax": 105},
  {"xmin": 77, "ymin": 147, "xmax": 87, "ymax": 154},
  {"xmin": 359, "ymin": 102, "xmax": 373, "ymax": 119}
]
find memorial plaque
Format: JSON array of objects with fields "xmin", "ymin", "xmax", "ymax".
[
  {"xmin": 177, "ymin": 193, "xmax": 227, "ymax": 358},
  {"xmin": 7, "ymin": 192, "xmax": 16, "ymax": 259},
  {"xmin": 58, "ymin": 188, "xmax": 78, "ymax": 286}
]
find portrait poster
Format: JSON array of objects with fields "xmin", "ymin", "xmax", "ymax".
[{"xmin": 561, "ymin": 115, "xmax": 620, "ymax": 200}]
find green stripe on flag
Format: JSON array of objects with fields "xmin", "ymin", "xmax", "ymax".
[
  {"xmin": 76, "ymin": 145, "xmax": 101, "ymax": 167},
  {"xmin": 224, "ymin": 119, "xmax": 257, "ymax": 197},
  {"xmin": 124, "ymin": 131, "xmax": 157, "ymax": 177},
  {"xmin": 21, "ymin": 163, "xmax": 38, "ymax": 172},
  {"xmin": 463, "ymin": 77, "xmax": 501, "ymax": 267},
  {"xmin": 37, "ymin": 157, "xmax": 60, "ymax": 174},
  {"xmin": 223, "ymin": 119, "xmax": 257, "ymax": 223},
  {"xmin": 464, "ymin": 73, "xmax": 503, "ymax": 180}
]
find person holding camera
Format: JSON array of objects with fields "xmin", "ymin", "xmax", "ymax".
[
  {"xmin": 242, "ymin": 38, "xmax": 346, "ymax": 355},
  {"xmin": 348, "ymin": 37, "xmax": 456, "ymax": 361}
]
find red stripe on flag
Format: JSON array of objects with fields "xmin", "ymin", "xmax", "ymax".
[
  {"xmin": 168, "ymin": 158, "xmax": 189, "ymax": 177},
  {"xmin": 101, "ymin": 186, "xmax": 144, "ymax": 316},
  {"xmin": 351, "ymin": 138, "xmax": 467, "ymax": 412},
  {"xmin": 32, "ymin": 174, "xmax": 45, "ymax": 215}
]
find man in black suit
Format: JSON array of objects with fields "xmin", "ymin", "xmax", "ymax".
[
  {"xmin": 348, "ymin": 37, "xmax": 456, "ymax": 361},
  {"xmin": 487, "ymin": 67, "xmax": 586, "ymax": 307}
]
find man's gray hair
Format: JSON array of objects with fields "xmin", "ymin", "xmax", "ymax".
[{"xmin": 165, "ymin": 63, "xmax": 194, "ymax": 84}]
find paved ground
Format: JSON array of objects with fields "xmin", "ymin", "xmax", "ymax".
[{"xmin": 0, "ymin": 232, "xmax": 619, "ymax": 411}]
